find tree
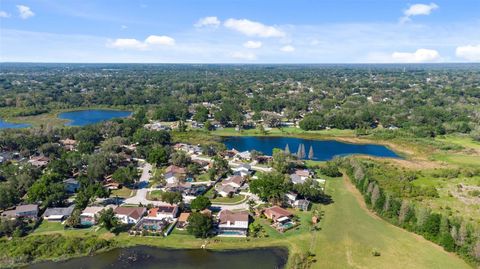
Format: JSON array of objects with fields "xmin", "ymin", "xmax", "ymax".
[
  {"xmin": 204, "ymin": 121, "xmax": 214, "ymax": 131},
  {"xmin": 212, "ymin": 155, "xmax": 230, "ymax": 176},
  {"xmin": 187, "ymin": 212, "xmax": 213, "ymax": 238},
  {"xmin": 293, "ymin": 179, "xmax": 326, "ymax": 203},
  {"xmin": 112, "ymin": 165, "xmax": 139, "ymax": 185},
  {"xmin": 27, "ymin": 172, "xmax": 66, "ymax": 207},
  {"xmin": 249, "ymin": 172, "xmax": 289, "ymax": 204},
  {"xmin": 271, "ymin": 148, "xmax": 292, "ymax": 174},
  {"xmin": 161, "ymin": 191, "xmax": 183, "ymax": 205},
  {"xmin": 285, "ymin": 144, "xmax": 290, "ymax": 154},
  {"xmin": 147, "ymin": 146, "xmax": 170, "ymax": 167},
  {"xmin": 193, "ymin": 105, "xmax": 209, "ymax": 123},
  {"xmin": 171, "ymin": 151, "xmax": 191, "ymax": 167},
  {"xmin": 318, "ymin": 162, "xmax": 342, "ymax": 177},
  {"xmin": 190, "ymin": 196, "xmax": 211, "ymax": 211},
  {"xmin": 98, "ymin": 208, "xmax": 118, "ymax": 231},
  {"xmin": 65, "ymin": 209, "xmax": 81, "ymax": 228},
  {"xmin": 308, "ymin": 146, "xmax": 314, "ymax": 159}
]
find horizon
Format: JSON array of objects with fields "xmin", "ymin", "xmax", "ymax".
[{"xmin": 1, "ymin": 0, "xmax": 479, "ymax": 63}]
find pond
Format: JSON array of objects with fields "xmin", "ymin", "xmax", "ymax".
[
  {"xmin": 0, "ymin": 119, "xmax": 31, "ymax": 129},
  {"xmin": 24, "ymin": 246, "xmax": 288, "ymax": 269},
  {"xmin": 58, "ymin": 109, "xmax": 132, "ymax": 126},
  {"xmin": 223, "ymin": 136, "xmax": 400, "ymax": 160}
]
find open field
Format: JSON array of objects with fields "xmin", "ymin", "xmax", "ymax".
[
  {"xmin": 211, "ymin": 194, "xmax": 246, "ymax": 204},
  {"xmin": 111, "ymin": 187, "xmax": 136, "ymax": 199}
]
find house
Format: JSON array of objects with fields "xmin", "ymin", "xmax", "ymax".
[
  {"xmin": 294, "ymin": 199, "xmax": 310, "ymax": 211},
  {"xmin": 59, "ymin": 138, "xmax": 77, "ymax": 151},
  {"xmin": 216, "ymin": 184, "xmax": 237, "ymax": 197},
  {"xmin": 176, "ymin": 212, "xmax": 190, "ymax": 229},
  {"xmin": 147, "ymin": 205, "xmax": 179, "ymax": 220},
  {"xmin": 28, "ymin": 155, "xmax": 50, "ymax": 167},
  {"xmin": 217, "ymin": 210, "xmax": 249, "ymax": 237},
  {"xmin": 80, "ymin": 206, "xmax": 108, "ymax": 226},
  {"xmin": 285, "ymin": 192, "xmax": 298, "ymax": 205},
  {"xmin": 290, "ymin": 169, "xmax": 311, "ymax": 185},
  {"xmin": 232, "ymin": 164, "xmax": 252, "ymax": 177},
  {"xmin": 165, "ymin": 165, "xmax": 187, "ymax": 176},
  {"xmin": 290, "ymin": 174, "xmax": 305, "ymax": 184},
  {"xmin": 222, "ymin": 175, "xmax": 245, "ymax": 188},
  {"xmin": 114, "ymin": 207, "xmax": 146, "ymax": 224},
  {"xmin": 1, "ymin": 204, "xmax": 39, "ymax": 219},
  {"xmin": 295, "ymin": 169, "xmax": 311, "ymax": 178},
  {"xmin": 264, "ymin": 206, "xmax": 293, "ymax": 222},
  {"xmin": 63, "ymin": 178, "xmax": 80, "ymax": 193},
  {"xmin": 222, "ymin": 149, "xmax": 239, "ymax": 159},
  {"xmin": 236, "ymin": 151, "xmax": 252, "ymax": 161},
  {"xmin": 164, "ymin": 165, "xmax": 187, "ymax": 184},
  {"xmin": 43, "ymin": 205, "xmax": 75, "ymax": 221}
]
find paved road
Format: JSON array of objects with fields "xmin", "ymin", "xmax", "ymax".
[{"xmin": 123, "ymin": 162, "xmax": 170, "ymax": 206}]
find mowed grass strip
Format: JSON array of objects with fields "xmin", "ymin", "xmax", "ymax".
[{"xmin": 311, "ymin": 177, "xmax": 472, "ymax": 269}]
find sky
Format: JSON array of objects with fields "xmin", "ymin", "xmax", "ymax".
[{"xmin": 0, "ymin": 0, "xmax": 479, "ymax": 63}]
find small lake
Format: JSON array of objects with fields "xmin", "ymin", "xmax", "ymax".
[
  {"xmin": 224, "ymin": 136, "xmax": 400, "ymax": 160},
  {"xmin": 24, "ymin": 246, "xmax": 288, "ymax": 269},
  {"xmin": 58, "ymin": 109, "xmax": 132, "ymax": 126},
  {"xmin": 0, "ymin": 119, "xmax": 31, "ymax": 129}
]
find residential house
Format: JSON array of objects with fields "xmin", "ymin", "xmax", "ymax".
[
  {"xmin": 294, "ymin": 199, "xmax": 310, "ymax": 211},
  {"xmin": 43, "ymin": 205, "xmax": 75, "ymax": 221},
  {"xmin": 232, "ymin": 164, "xmax": 252, "ymax": 177},
  {"xmin": 63, "ymin": 178, "xmax": 80, "ymax": 193},
  {"xmin": 28, "ymin": 155, "xmax": 50, "ymax": 168},
  {"xmin": 1, "ymin": 204, "xmax": 39, "ymax": 219},
  {"xmin": 80, "ymin": 206, "xmax": 103, "ymax": 226},
  {"xmin": 176, "ymin": 212, "xmax": 190, "ymax": 229},
  {"xmin": 222, "ymin": 175, "xmax": 245, "ymax": 188},
  {"xmin": 216, "ymin": 184, "xmax": 237, "ymax": 198},
  {"xmin": 114, "ymin": 207, "xmax": 146, "ymax": 224},
  {"xmin": 290, "ymin": 169, "xmax": 311, "ymax": 184},
  {"xmin": 264, "ymin": 206, "xmax": 293, "ymax": 222},
  {"xmin": 235, "ymin": 151, "xmax": 252, "ymax": 161},
  {"xmin": 59, "ymin": 138, "xmax": 77, "ymax": 151},
  {"xmin": 285, "ymin": 192, "xmax": 298, "ymax": 206},
  {"xmin": 147, "ymin": 205, "xmax": 179, "ymax": 220},
  {"xmin": 164, "ymin": 165, "xmax": 187, "ymax": 184},
  {"xmin": 217, "ymin": 210, "xmax": 249, "ymax": 237}
]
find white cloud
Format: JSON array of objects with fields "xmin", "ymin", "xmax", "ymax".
[
  {"xmin": 456, "ymin": 44, "xmax": 480, "ymax": 61},
  {"xmin": 280, "ymin": 45, "xmax": 295, "ymax": 52},
  {"xmin": 107, "ymin": 35, "xmax": 175, "ymax": 50},
  {"xmin": 391, "ymin": 48, "xmax": 440, "ymax": 63},
  {"xmin": 231, "ymin": 51, "xmax": 257, "ymax": 60},
  {"xmin": 107, "ymin": 38, "xmax": 147, "ymax": 50},
  {"xmin": 401, "ymin": 3, "xmax": 438, "ymax": 23},
  {"xmin": 0, "ymin": 11, "xmax": 11, "ymax": 18},
  {"xmin": 121, "ymin": 25, "xmax": 128, "ymax": 30},
  {"xmin": 16, "ymin": 5, "xmax": 34, "ymax": 19},
  {"xmin": 243, "ymin": 40, "xmax": 262, "ymax": 49},
  {"xmin": 224, "ymin": 18, "xmax": 285, "ymax": 38},
  {"xmin": 145, "ymin": 35, "xmax": 175, "ymax": 46},
  {"xmin": 195, "ymin": 16, "xmax": 220, "ymax": 28}
]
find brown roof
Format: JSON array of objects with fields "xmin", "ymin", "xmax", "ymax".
[
  {"xmin": 178, "ymin": 212, "xmax": 190, "ymax": 222},
  {"xmin": 218, "ymin": 210, "xmax": 249, "ymax": 225},
  {"xmin": 264, "ymin": 206, "xmax": 292, "ymax": 221},
  {"xmin": 114, "ymin": 207, "xmax": 146, "ymax": 220},
  {"xmin": 165, "ymin": 165, "xmax": 187, "ymax": 175},
  {"xmin": 223, "ymin": 175, "xmax": 244, "ymax": 186}
]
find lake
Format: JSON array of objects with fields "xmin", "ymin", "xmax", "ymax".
[
  {"xmin": 0, "ymin": 119, "xmax": 31, "ymax": 129},
  {"xmin": 224, "ymin": 136, "xmax": 400, "ymax": 160},
  {"xmin": 24, "ymin": 246, "xmax": 288, "ymax": 269},
  {"xmin": 58, "ymin": 109, "xmax": 132, "ymax": 126}
]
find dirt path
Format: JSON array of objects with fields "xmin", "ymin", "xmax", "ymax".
[{"xmin": 342, "ymin": 174, "xmax": 460, "ymax": 256}]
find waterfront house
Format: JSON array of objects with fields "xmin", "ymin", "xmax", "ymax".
[
  {"xmin": 114, "ymin": 207, "xmax": 146, "ymax": 224},
  {"xmin": 232, "ymin": 164, "xmax": 252, "ymax": 177},
  {"xmin": 176, "ymin": 212, "xmax": 190, "ymax": 229},
  {"xmin": 217, "ymin": 210, "xmax": 249, "ymax": 237},
  {"xmin": 80, "ymin": 206, "xmax": 115, "ymax": 226},
  {"xmin": 264, "ymin": 206, "xmax": 293, "ymax": 222},
  {"xmin": 1, "ymin": 204, "xmax": 39, "ymax": 219},
  {"xmin": 43, "ymin": 205, "xmax": 75, "ymax": 222},
  {"xmin": 147, "ymin": 205, "xmax": 179, "ymax": 220}
]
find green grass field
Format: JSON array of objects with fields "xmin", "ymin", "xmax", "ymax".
[
  {"xmin": 110, "ymin": 187, "xmax": 136, "ymax": 198},
  {"xmin": 211, "ymin": 194, "xmax": 246, "ymax": 204}
]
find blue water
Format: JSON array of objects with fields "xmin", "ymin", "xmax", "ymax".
[
  {"xmin": 58, "ymin": 109, "xmax": 132, "ymax": 126},
  {"xmin": 224, "ymin": 136, "xmax": 400, "ymax": 161},
  {"xmin": 0, "ymin": 119, "xmax": 31, "ymax": 129}
]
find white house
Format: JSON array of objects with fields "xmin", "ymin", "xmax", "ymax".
[
  {"xmin": 232, "ymin": 164, "xmax": 252, "ymax": 177},
  {"xmin": 217, "ymin": 210, "xmax": 249, "ymax": 237},
  {"xmin": 146, "ymin": 205, "xmax": 179, "ymax": 220}
]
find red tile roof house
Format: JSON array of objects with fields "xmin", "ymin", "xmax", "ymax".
[
  {"xmin": 264, "ymin": 206, "xmax": 293, "ymax": 222},
  {"xmin": 1, "ymin": 204, "xmax": 39, "ymax": 219},
  {"xmin": 176, "ymin": 212, "xmax": 191, "ymax": 230},
  {"xmin": 114, "ymin": 207, "xmax": 146, "ymax": 224},
  {"xmin": 146, "ymin": 205, "xmax": 179, "ymax": 221},
  {"xmin": 217, "ymin": 210, "xmax": 250, "ymax": 237}
]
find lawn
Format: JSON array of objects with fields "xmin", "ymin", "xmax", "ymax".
[
  {"xmin": 211, "ymin": 194, "xmax": 246, "ymax": 204},
  {"xmin": 147, "ymin": 190, "xmax": 164, "ymax": 200},
  {"xmin": 111, "ymin": 187, "xmax": 136, "ymax": 198}
]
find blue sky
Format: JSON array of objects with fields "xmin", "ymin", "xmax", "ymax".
[{"xmin": 0, "ymin": 0, "xmax": 479, "ymax": 63}]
